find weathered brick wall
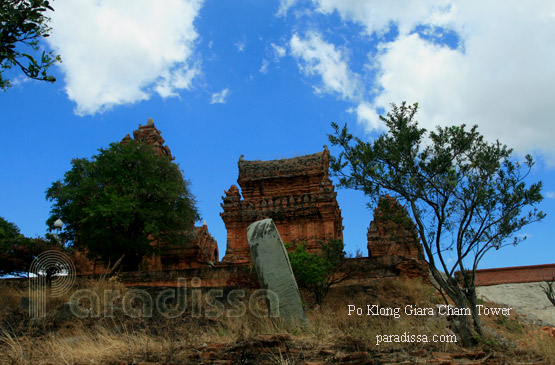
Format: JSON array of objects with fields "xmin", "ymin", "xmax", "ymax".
[
  {"xmin": 1, "ymin": 257, "xmax": 425, "ymax": 290},
  {"xmin": 156, "ymin": 223, "xmax": 219, "ymax": 270},
  {"xmin": 474, "ymin": 264, "xmax": 555, "ymax": 286},
  {"xmin": 72, "ymin": 224, "xmax": 219, "ymax": 274}
]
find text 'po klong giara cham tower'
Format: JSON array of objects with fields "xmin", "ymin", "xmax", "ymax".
[{"xmin": 220, "ymin": 148, "xmax": 344, "ymax": 264}]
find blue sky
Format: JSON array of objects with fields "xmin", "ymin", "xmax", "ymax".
[{"xmin": 1, "ymin": 0, "xmax": 554, "ymax": 270}]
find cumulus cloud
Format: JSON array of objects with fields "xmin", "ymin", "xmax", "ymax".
[
  {"xmin": 315, "ymin": 0, "xmax": 456, "ymax": 36},
  {"xmin": 349, "ymin": 102, "xmax": 385, "ymax": 132},
  {"xmin": 47, "ymin": 0, "xmax": 203, "ymax": 116},
  {"xmin": 546, "ymin": 192, "xmax": 555, "ymax": 199},
  {"xmin": 290, "ymin": 31, "xmax": 373, "ymax": 125},
  {"xmin": 290, "ymin": 31, "xmax": 362, "ymax": 101},
  {"xmin": 311, "ymin": 0, "xmax": 555, "ymax": 161},
  {"xmin": 271, "ymin": 43, "xmax": 287, "ymax": 59},
  {"xmin": 210, "ymin": 88, "xmax": 230, "ymax": 104}
]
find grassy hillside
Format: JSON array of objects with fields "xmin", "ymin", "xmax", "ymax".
[{"xmin": 0, "ymin": 276, "xmax": 553, "ymax": 364}]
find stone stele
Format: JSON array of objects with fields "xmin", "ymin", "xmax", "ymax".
[{"xmin": 247, "ymin": 218, "xmax": 307, "ymax": 327}]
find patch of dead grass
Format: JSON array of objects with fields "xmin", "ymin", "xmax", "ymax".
[{"xmin": 1, "ymin": 276, "xmax": 553, "ymax": 363}]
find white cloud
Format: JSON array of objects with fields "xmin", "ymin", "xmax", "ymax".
[
  {"xmin": 47, "ymin": 0, "xmax": 203, "ymax": 116},
  {"xmin": 210, "ymin": 88, "xmax": 230, "ymax": 104},
  {"xmin": 259, "ymin": 59, "xmax": 269, "ymax": 74},
  {"xmin": 315, "ymin": 0, "xmax": 456, "ymax": 37},
  {"xmin": 310, "ymin": 0, "xmax": 555, "ymax": 162},
  {"xmin": 349, "ymin": 102, "xmax": 385, "ymax": 132},
  {"xmin": 546, "ymin": 192, "xmax": 555, "ymax": 199},
  {"xmin": 290, "ymin": 31, "xmax": 373, "ymax": 125},
  {"xmin": 277, "ymin": 0, "xmax": 298, "ymax": 17},
  {"xmin": 271, "ymin": 43, "xmax": 287, "ymax": 59},
  {"xmin": 155, "ymin": 64, "xmax": 199, "ymax": 98},
  {"xmin": 10, "ymin": 75, "xmax": 31, "ymax": 87},
  {"xmin": 290, "ymin": 31, "xmax": 362, "ymax": 101},
  {"xmin": 235, "ymin": 36, "xmax": 247, "ymax": 52}
]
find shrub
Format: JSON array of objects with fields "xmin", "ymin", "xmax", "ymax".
[{"xmin": 287, "ymin": 239, "xmax": 345, "ymax": 306}]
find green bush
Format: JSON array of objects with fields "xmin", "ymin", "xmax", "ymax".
[{"xmin": 287, "ymin": 239, "xmax": 345, "ymax": 306}]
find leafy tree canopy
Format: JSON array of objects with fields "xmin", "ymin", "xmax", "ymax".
[
  {"xmin": 0, "ymin": 216, "xmax": 61, "ymax": 277},
  {"xmin": 1, "ymin": 0, "xmax": 61, "ymax": 90},
  {"xmin": 46, "ymin": 140, "xmax": 200, "ymax": 271},
  {"xmin": 328, "ymin": 102, "xmax": 545, "ymax": 345}
]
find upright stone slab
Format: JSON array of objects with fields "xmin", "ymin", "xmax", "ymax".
[{"xmin": 247, "ymin": 218, "xmax": 307, "ymax": 326}]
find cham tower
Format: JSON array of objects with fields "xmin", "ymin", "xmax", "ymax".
[
  {"xmin": 121, "ymin": 118, "xmax": 173, "ymax": 159},
  {"xmin": 366, "ymin": 195, "xmax": 428, "ymax": 278},
  {"xmin": 75, "ymin": 119, "xmax": 219, "ymax": 274},
  {"xmin": 367, "ymin": 195, "xmax": 422, "ymax": 261},
  {"xmin": 124, "ymin": 119, "xmax": 219, "ymax": 270},
  {"xmin": 220, "ymin": 148, "xmax": 343, "ymax": 264}
]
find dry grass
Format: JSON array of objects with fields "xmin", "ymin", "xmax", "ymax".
[
  {"xmin": 525, "ymin": 332, "xmax": 555, "ymax": 362},
  {"xmin": 0, "ymin": 276, "xmax": 553, "ymax": 364},
  {"xmin": 478, "ymin": 307, "xmax": 555, "ymax": 363},
  {"xmin": 0, "ymin": 285, "xmax": 22, "ymax": 320},
  {"xmin": 301, "ymin": 277, "xmax": 456, "ymax": 352},
  {"xmin": 2, "ymin": 323, "xmax": 191, "ymax": 364}
]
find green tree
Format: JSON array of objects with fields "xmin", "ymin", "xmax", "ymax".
[
  {"xmin": 287, "ymin": 239, "xmax": 346, "ymax": 306},
  {"xmin": 46, "ymin": 140, "xmax": 200, "ymax": 271},
  {"xmin": 328, "ymin": 102, "xmax": 544, "ymax": 346},
  {"xmin": 1, "ymin": 0, "xmax": 61, "ymax": 90},
  {"xmin": 0, "ymin": 216, "xmax": 61, "ymax": 277}
]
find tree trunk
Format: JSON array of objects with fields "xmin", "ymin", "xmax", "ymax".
[
  {"xmin": 466, "ymin": 286, "xmax": 483, "ymax": 334},
  {"xmin": 452, "ymin": 294, "xmax": 478, "ymax": 347},
  {"xmin": 429, "ymin": 267, "xmax": 479, "ymax": 346}
]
